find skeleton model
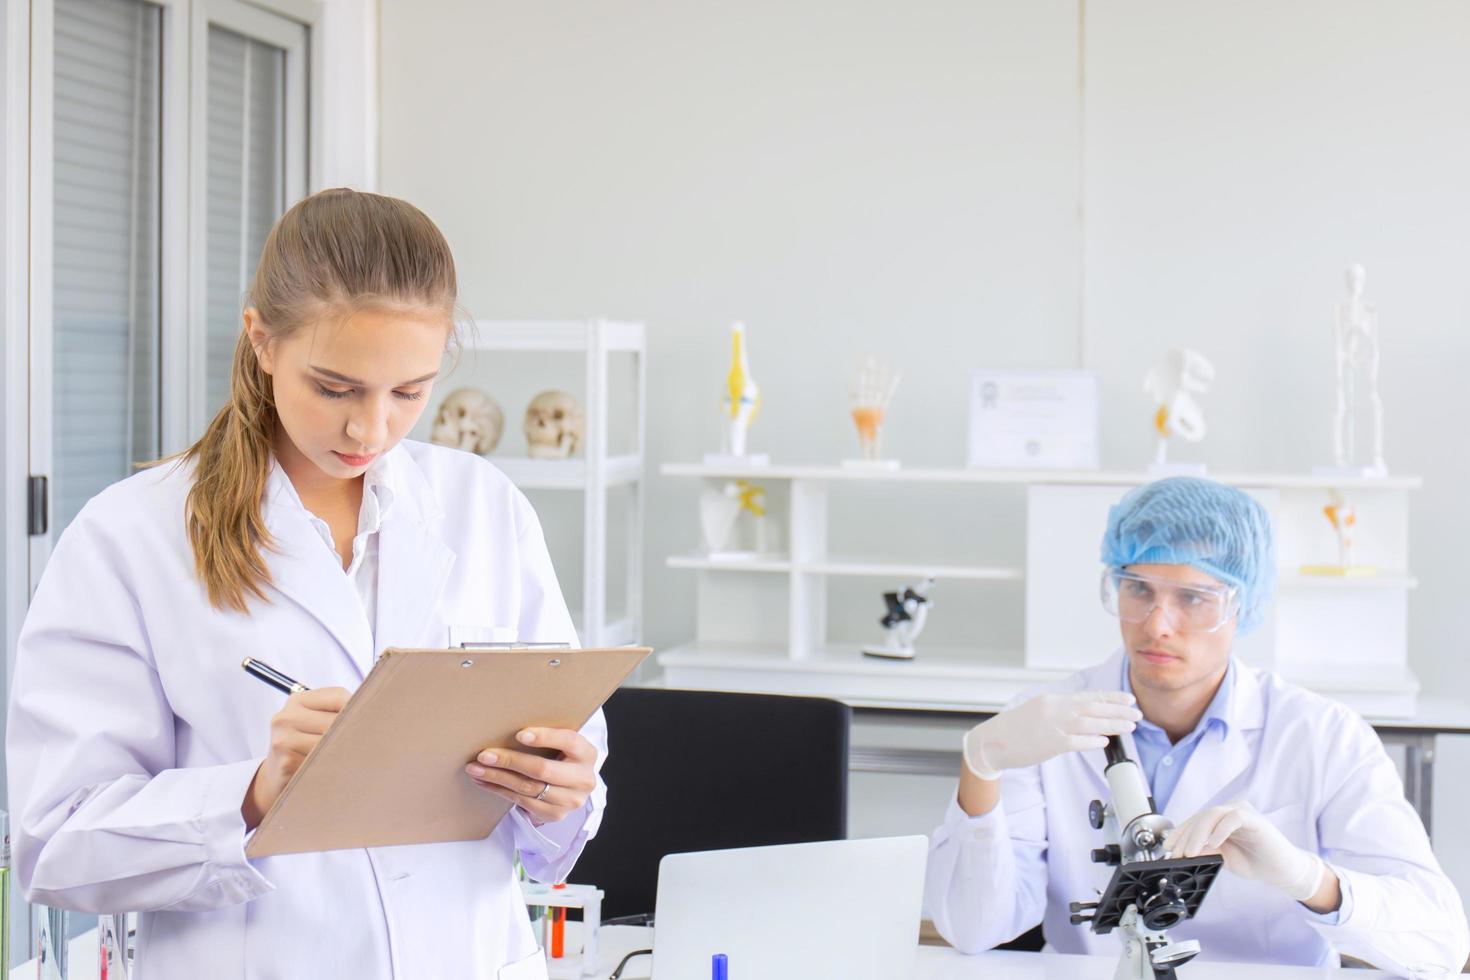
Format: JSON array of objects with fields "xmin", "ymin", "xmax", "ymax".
[
  {"xmin": 1143, "ymin": 349, "xmax": 1214, "ymax": 468},
  {"xmin": 429, "ymin": 388, "xmax": 505, "ymax": 455},
  {"xmin": 722, "ymin": 322, "xmax": 761, "ymax": 457},
  {"xmin": 861, "ymin": 578, "xmax": 935, "ymax": 661},
  {"xmin": 699, "ymin": 480, "xmax": 771, "ymax": 555},
  {"xmin": 1333, "ymin": 264, "xmax": 1387, "ymax": 475},
  {"xmin": 524, "ymin": 390, "xmax": 585, "ymax": 459},
  {"xmin": 848, "ymin": 355, "xmax": 901, "ymax": 466}
]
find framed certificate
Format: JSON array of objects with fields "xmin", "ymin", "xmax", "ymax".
[{"xmin": 967, "ymin": 369, "xmax": 1100, "ymax": 469}]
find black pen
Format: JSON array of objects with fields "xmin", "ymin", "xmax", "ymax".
[{"xmin": 241, "ymin": 657, "xmax": 310, "ymax": 695}]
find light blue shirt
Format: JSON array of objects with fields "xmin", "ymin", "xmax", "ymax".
[
  {"xmin": 1120, "ymin": 657, "xmax": 1348, "ymax": 924},
  {"xmin": 1121, "ymin": 657, "xmax": 1235, "ymax": 813}
]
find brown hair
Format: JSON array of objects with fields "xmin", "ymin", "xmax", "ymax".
[{"xmin": 178, "ymin": 188, "xmax": 458, "ymax": 612}]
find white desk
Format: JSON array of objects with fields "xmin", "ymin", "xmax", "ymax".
[
  {"xmin": 12, "ymin": 925, "xmax": 1391, "ymax": 979},
  {"xmin": 587, "ymin": 925, "xmax": 1385, "ymax": 980}
]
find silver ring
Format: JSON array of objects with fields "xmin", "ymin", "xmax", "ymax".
[{"xmin": 534, "ymin": 781, "xmax": 551, "ymax": 802}]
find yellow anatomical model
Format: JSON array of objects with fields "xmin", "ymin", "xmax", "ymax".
[
  {"xmin": 722, "ymin": 323, "xmax": 761, "ymax": 456},
  {"xmin": 735, "ymin": 480, "xmax": 766, "ymax": 517}
]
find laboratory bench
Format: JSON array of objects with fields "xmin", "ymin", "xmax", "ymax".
[{"xmin": 18, "ymin": 924, "xmax": 1393, "ymax": 979}]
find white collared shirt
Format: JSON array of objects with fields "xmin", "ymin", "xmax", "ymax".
[{"xmin": 269, "ymin": 455, "xmax": 396, "ymax": 645}]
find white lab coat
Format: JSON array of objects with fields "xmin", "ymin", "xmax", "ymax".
[
  {"xmin": 7, "ymin": 440, "xmax": 605, "ymax": 980},
  {"xmin": 926, "ymin": 651, "xmax": 1470, "ymax": 976}
]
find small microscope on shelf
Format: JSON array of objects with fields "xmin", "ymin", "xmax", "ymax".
[
  {"xmin": 860, "ymin": 578, "xmax": 934, "ymax": 660},
  {"xmin": 1069, "ymin": 736, "xmax": 1223, "ymax": 980}
]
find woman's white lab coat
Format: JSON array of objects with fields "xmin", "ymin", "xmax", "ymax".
[
  {"xmin": 926, "ymin": 651, "xmax": 1470, "ymax": 976},
  {"xmin": 7, "ymin": 440, "xmax": 603, "ymax": 980}
]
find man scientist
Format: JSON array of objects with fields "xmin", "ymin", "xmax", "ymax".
[{"xmin": 926, "ymin": 477, "xmax": 1468, "ymax": 974}]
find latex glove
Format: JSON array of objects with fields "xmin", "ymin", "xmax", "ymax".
[
  {"xmin": 1166, "ymin": 800, "xmax": 1326, "ymax": 903},
  {"xmin": 962, "ymin": 691, "xmax": 1141, "ymax": 780}
]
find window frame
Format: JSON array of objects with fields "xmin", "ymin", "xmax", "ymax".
[
  {"xmin": 22, "ymin": 0, "xmax": 318, "ymax": 585},
  {"xmin": 3, "ymin": 0, "xmax": 372, "ymax": 687},
  {"xmin": 187, "ymin": 0, "xmax": 310, "ymax": 439},
  {"xmin": 0, "ymin": 0, "xmax": 371, "ymax": 965},
  {"xmin": 3, "ymin": 0, "xmax": 33, "ymax": 677}
]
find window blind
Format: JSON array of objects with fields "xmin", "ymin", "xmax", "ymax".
[
  {"xmin": 52, "ymin": 0, "xmax": 161, "ymax": 534},
  {"xmin": 204, "ymin": 24, "xmax": 285, "ymax": 415}
]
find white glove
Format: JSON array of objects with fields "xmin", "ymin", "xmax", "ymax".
[
  {"xmin": 1165, "ymin": 800, "xmax": 1326, "ymax": 903},
  {"xmin": 962, "ymin": 691, "xmax": 1141, "ymax": 781}
]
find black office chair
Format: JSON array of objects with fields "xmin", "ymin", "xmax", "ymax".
[
  {"xmin": 569, "ymin": 687, "xmax": 850, "ymax": 919},
  {"xmin": 999, "ymin": 925, "xmax": 1045, "ymax": 952}
]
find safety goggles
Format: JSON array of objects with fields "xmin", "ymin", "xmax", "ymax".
[{"xmin": 1100, "ymin": 569, "xmax": 1239, "ymax": 634}]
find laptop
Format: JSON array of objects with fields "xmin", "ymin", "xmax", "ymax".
[{"xmin": 650, "ymin": 836, "xmax": 928, "ymax": 979}]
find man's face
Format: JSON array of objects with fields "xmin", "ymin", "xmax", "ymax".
[{"xmin": 1118, "ymin": 563, "xmax": 1237, "ymax": 696}]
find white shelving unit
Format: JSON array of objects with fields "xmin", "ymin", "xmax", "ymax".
[
  {"xmin": 658, "ymin": 463, "xmax": 1423, "ymax": 716},
  {"xmin": 465, "ymin": 320, "xmax": 646, "ymax": 647}
]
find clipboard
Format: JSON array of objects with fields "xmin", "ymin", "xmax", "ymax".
[{"xmin": 245, "ymin": 645, "xmax": 651, "ymax": 858}]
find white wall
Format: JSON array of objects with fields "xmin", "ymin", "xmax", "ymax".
[
  {"xmin": 1084, "ymin": 0, "xmax": 1470, "ymax": 696},
  {"xmin": 381, "ymin": 0, "xmax": 1083, "ymax": 656},
  {"xmin": 1080, "ymin": 0, "xmax": 1470, "ymax": 903},
  {"xmin": 379, "ymin": 0, "xmax": 1470, "ymax": 904}
]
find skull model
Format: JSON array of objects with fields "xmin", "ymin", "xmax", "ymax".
[
  {"xmin": 524, "ymin": 390, "xmax": 585, "ymax": 459},
  {"xmin": 429, "ymin": 387, "xmax": 505, "ymax": 455}
]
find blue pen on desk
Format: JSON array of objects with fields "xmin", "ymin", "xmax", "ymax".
[
  {"xmin": 711, "ymin": 953, "xmax": 728, "ymax": 980},
  {"xmin": 241, "ymin": 658, "xmax": 310, "ymax": 695}
]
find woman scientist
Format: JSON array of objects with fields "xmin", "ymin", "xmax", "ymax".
[{"xmin": 8, "ymin": 189, "xmax": 596, "ymax": 979}]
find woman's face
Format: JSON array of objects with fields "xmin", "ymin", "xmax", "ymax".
[{"xmin": 249, "ymin": 306, "xmax": 451, "ymax": 481}]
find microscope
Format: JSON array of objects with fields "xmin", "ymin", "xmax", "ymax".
[
  {"xmin": 1069, "ymin": 736, "xmax": 1223, "ymax": 980},
  {"xmin": 860, "ymin": 578, "xmax": 934, "ymax": 660}
]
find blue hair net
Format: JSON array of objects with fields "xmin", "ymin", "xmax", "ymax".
[{"xmin": 1099, "ymin": 477, "xmax": 1276, "ymax": 633}]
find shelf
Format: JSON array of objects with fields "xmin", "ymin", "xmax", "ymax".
[
  {"xmin": 652, "ymin": 643, "xmax": 1424, "ymax": 717},
  {"xmin": 664, "ymin": 556, "xmax": 1023, "ymax": 580},
  {"xmin": 667, "ymin": 554, "xmax": 792, "ymax": 573},
  {"xmin": 1276, "ymin": 570, "xmax": 1418, "ymax": 590},
  {"xmin": 492, "ymin": 454, "xmax": 643, "ymax": 490},
  {"xmin": 802, "ymin": 560, "xmax": 1023, "ymax": 581},
  {"xmin": 466, "ymin": 319, "xmax": 645, "ymax": 353},
  {"xmin": 655, "ymin": 643, "xmax": 1058, "ymax": 711},
  {"xmin": 660, "ymin": 454, "xmax": 1423, "ymax": 717},
  {"xmin": 660, "ymin": 462, "xmax": 1423, "ymax": 491}
]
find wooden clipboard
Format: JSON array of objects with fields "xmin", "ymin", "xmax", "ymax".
[{"xmin": 245, "ymin": 645, "xmax": 651, "ymax": 858}]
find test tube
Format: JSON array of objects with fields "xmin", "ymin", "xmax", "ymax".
[{"xmin": 0, "ymin": 811, "xmax": 9, "ymax": 976}]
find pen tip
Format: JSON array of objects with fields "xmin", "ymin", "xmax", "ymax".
[{"xmin": 241, "ymin": 657, "xmax": 251, "ymax": 669}]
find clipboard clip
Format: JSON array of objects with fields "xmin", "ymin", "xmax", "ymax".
[{"xmin": 458, "ymin": 642, "xmax": 573, "ymax": 650}]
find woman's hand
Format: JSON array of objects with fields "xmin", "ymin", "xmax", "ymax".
[
  {"xmin": 465, "ymin": 728, "xmax": 598, "ymax": 825},
  {"xmin": 242, "ymin": 687, "xmax": 351, "ymax": 830}
]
